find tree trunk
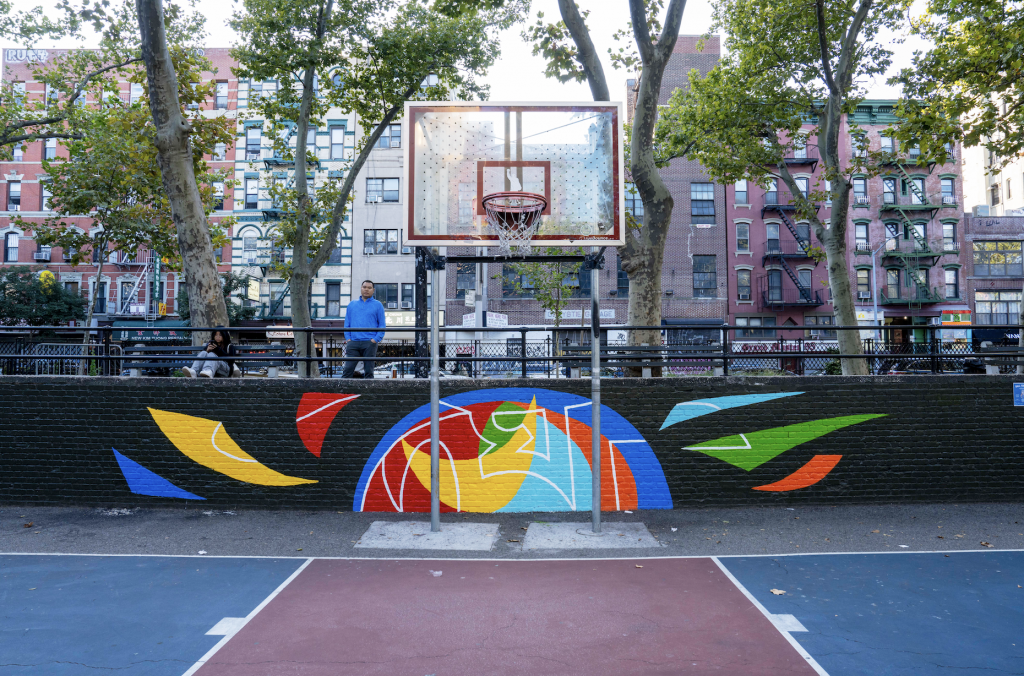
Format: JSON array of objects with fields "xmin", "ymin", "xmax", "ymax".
[
  {"xmin": 136, "ymin": 0, "xmax": 228, "ymax": 343},
  {"xmin": 290, "ymin": 268, "xmax": 316, "ymax": 377},
  {"xmin": 823, "ymin": 231, "xmax": 867, "ymax": 374},
  {"xmin": 78, "ymin": 250, "xmax": 105, "ymax": 376}
]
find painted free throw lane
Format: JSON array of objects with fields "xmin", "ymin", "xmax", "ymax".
[{"xmin": 194, "ymin": 558, "xmax": 817, "ymax": 675}]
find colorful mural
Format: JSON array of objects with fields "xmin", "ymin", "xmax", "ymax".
[
  {"xmin": 112, "ymin": 448, "xmax": 205, "ymax": 500},
  {"xmin": 296, "ymin": 393, "xmax": 360, "ymax": 457},
  {"xmin": 148, "ymin": 408, "xmax": 318, "ymax": 486},
  {"xmin": 354, "ymin": 388, "xmax": 673, "ymax": 513}
]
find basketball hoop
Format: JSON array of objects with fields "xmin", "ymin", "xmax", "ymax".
[{"xmin": 481, "ymin": 191, "xmax": 548, "ymax": 257}]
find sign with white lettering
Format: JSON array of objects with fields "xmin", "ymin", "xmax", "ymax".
[
  {"xmin": 1014, "ymin": 383, "xmax": 1024, "ymax": 407},
  {"xmin": 544, "ymin": 308, "xmax": 615, "ymax": 320},
  {"xmin": 5, "ymin": 49, "xmax": 48, "ymax": 63}
]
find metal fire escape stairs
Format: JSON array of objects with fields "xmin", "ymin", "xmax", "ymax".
[
  {"xmin": 762, "ymin": 199, "xmax": 817, "ymax": 303},
  {"xmin": 881, "ymin": 165, "xmax": 940, "ymax": 308},
  {"xmin": 115, "ymin": 253, "xmax": 159, "ymax": 326}
]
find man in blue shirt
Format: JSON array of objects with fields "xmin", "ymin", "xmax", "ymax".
[{"xmin": 342, "ymin": 280, "xmax": 386, "ymax": 378}]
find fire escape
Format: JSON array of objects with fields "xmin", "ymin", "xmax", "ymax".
[
  {"xmin": 878, "ymin": 152, "xmax": 943, "ymax": 309},
  {"xmin": 760, "ymin": 178, "xmax": 824, "ymax": 311}
]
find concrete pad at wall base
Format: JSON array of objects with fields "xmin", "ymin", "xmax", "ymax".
[
  {"xmin": 523, "ymin": 521, "xmax": 661, "ymax": 549},
  {"xmin": 354, "ymin": 521, "xmax": 499, "ymax": 551}
]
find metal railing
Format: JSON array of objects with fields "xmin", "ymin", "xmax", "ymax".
[{"xmin": 0, "ymin": 324, "xmax": 1020, "ymax": 378}]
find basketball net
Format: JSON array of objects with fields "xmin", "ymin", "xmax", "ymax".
[{"xmin": 482, "ymin": 191, "xmax": 548, "ymax": 257}]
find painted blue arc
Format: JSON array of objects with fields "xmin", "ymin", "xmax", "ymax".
[
  {"xmin": 659, "ymin": 392, "xmax": 804, "ymax": 430},
  {"xmin": 112, "ymin": 448, "xmax": 206, "ymax": 500}
]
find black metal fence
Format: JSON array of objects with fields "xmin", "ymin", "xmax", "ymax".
[{"xmin": 0, "ymin": 324, "xmax": 1020, "ymax": 378}]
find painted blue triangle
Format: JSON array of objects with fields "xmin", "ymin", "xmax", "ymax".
[
  {"xmin": 112, "ymin": 448, "xmax": 205, "ymax": 500},
  {"xmin": 660, "ymin": 392, "xmax": 804, "ymax": 430}
]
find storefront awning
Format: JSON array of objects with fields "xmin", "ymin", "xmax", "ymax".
[{"xmin": 111, "ymin": 320, "xmax": 189, "ymax": 342}]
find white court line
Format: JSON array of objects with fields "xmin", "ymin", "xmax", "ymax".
[
  {"xmin": 3, "ymin": 548, "xmax": 1020, "ymax": 562},
  {"xmin": 711, "ymin": 556, "xmax": 830, "ymax": 676},
  {"xmin": 180, "ymin": 557, "xmax": 313, "ymax": 676}
]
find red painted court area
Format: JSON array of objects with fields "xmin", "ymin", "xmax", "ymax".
[{"xmin": 195, "ymin": 558, "xmax": 816, "ymax": 676}]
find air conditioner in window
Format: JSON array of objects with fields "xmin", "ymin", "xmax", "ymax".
[
  {"xmin": 387, "ymin": 302, "xmax": 398, "ymax": 309},
  {"xmin": 855, "ymin": 197, "xmax": 869, "ymax": 205},
  {"xmin": 401, "ymin": 246, "xmax": 412, "ymax": 254},
  {"xmin": 738, "ymin": 292, "xmax": 751, "ymax": 300},
  {"xmin": 858, "ymin": 291, "xmax": 871, "ymax": 299},
  {"xmin": 401, "ymin": 301, "xmax": 413, "ymax": 309},
  {"xmin": 363, "ymin": 246, "xmax": 374, "ymax": 255},
  {"xmin": 375, "ymin": 196, "xmax": 382, "ymax": 203},
  {"xmin": 33, "ymin": 251, "xmax": 51, "ymax": 262},
  {"xmin": 942, "ymin": 195, "xmax": 956, "ymax": 204}
]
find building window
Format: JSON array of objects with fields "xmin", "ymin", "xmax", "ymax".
[
  {"xmin": 213, "ymin": 182, "xmax": 224, "ymax": 210},
  {"xmin": 330, "ymin": 126, "xmax": 346, "ymax": 160},
  {"xmin": 798, "ymin": 268, "xmax": 812, "ymax": 289},
  {"xmin": 792, "ymin": 139, "xmax": 807, "ymax": 159},
  {"xmin": 991, "ymin": 184, "xmax": 1000, "ymax": 206},
  {"xmin": 767, "ymin": 269, "xmax": 782, "ymax": 301},
  {"xmin": 886, "ymin": 269, "xmax": 900, "ymax": 299},
  {"xmin": 245, "ymin": 178, "xmax": 259, "ymax": 209},
  {"xmin": 736, "ymin": 222, "xmax": 749, "ymax": 252},
  {"xmin": 795, "ymin": 176, "xmax": 809, "ymax": 197},
  {"xmin": 502, "ymin": 264, "xmax": 535, "ymax": 298},
  {"xmin": 975, "ymin": 290, "xmax": 1021, "ymax": 324},
  {"xmin": 766, "ymin": 222, "xmax": 779, "ymax": 253},
  {"xmin": 456, "ymin": 262, "xmax": 475, "ymax": 300},
  {"xmin": 616, "ymin": 258, "xmax": 629, "ymax": 297},
  {"xmin": 882, "ymin": 177, "xmax": 897, "ymax": 204},
  {"xmin": 245, "ymin": 127, "xmax": 261, "ymax": 160},
  {"xmin": 64, "ymin": 281, "xmax": 79, "ymax": 296},
  {"xmin": 13, "ymin": 144, "xmax": 23, "ymax": 161},
  {"xmin": 853, "ymin": 223, "xmax": 868, "ymax": 251},
  {"xmin": 944, "ymin": 269, "xmax": 959, "ymax": 298},
  {"xmin": 852, "ymin": 177, "xmax": 867, "ymax": 202},
  {"xmin": 215, "ymin": 81, "xmax": 228, "ymax": 109},
  {"xmin": 690, "ymin": 182, "xmax": 715, "ymax": 224},
  {"xmin": 852, "ymin": 134, "xmax": 866, "ymax": 157},
  {"xmin": 374, "ymin": 124, "xmax": 402, "ymax": 149},
  {"xmin": 879, "ymin": 135, "xmax": 894, "ymax": 152},
  {"xmin": 401, "ymin": 283, "xmax": 414, "ymax": 309},
  {"xmin": 692, "ymin": 255, "xmax": 716, "ymax": 298},
  {"xmin": 737, "ymin": 269, "xmax": 751, "ymax": 300},
  {"xmin": 735, "ymin": 316, "xmax": 776, "ymax": 338},
  {"xmin": 735, "ymin": 179, "xmax": 747, "ymax": 204},
  {"xmin": 325, "ymin": 282, "xmax": 341, "ymax": 316},
  {"xmin": 973, "ymin": 241, "xmax": 1023, "ymax": 277},
  {"xmin": 364, "ymin": 229, "xmax": 398, "ymax": 255},
  {"xmin": 7, "ymin": 181, "xmax": 21, "ymax": 211},
  {"xmin": 857, "ymin": 269, "xmax": 871, "ymax": 297},
  {"xmin": 129, "ymin": 83, "xmax": 143, "ymax": 104},
  {"xmin": 120, "ymin": 280, "xmax": 137, "ymax": 312},
  {"xmin": 366, "ymin": 178, "xmax": 399, "ymax": 203},
  {"xmin": 242, "ymin": 235, "xmax": 258, "ymax": 264},
  {"xmin": 4, "ymin": 232, "xmax": 18, "ymax": 262},
  {"xmin": 765, "ymin": 178, "xmax": 778, "ymax": 205},
  {"xmin": 93, "ymin": 281, "xmax": 106, "ymax": 314},
  {"xmin": 44, "ymin": 137, "xmax": 57, "ymax": 160},
  {"xmin": 804, "ymin": 315, "xmax": 836, "ymax": 339},
  {"xmin": 943, "ymin": 222, "xmax": 957, "ymax": 250},
  {"xmin": 624, "ymin": 182, "xmax": 643, "ymax": 218},
  {"xmin": 905, "ymin": 222, "xmax": 927, "ymax": 251},
  {"xmin": 909, "ymin": 177, "xmax": 926, "ymax": 205},
  {"xmin": 940, "ymin": 178, "xmax": 955, "ymax": 204},
  {"xmin": 1007, "ymin": 179, "xmax": 1013, "ymax": 200},
  {"xmin": 213, "ymin": 142, "xmax": 227, "ymax": 161},
  {"xmin": 40, "ymin": 183, "xmax": 52, "ymax": 211}
]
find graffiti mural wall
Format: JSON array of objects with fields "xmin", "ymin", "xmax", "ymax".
[{"xmin": 1, "ymin": 376, "xmax": 1022, "ymax": 509}]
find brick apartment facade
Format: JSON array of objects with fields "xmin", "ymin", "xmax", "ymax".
[
  {"xmin": 725, "ymin": 101, "xmax": 968, "ymax": 344},
  {"xmin": 962, "ymin": 214, "xmax": 1023, "ymax": 342}
]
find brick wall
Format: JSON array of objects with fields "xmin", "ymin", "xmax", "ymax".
[{"xmin": 2, "ymin": 375, "xmax": 1023, "ymax": 510}]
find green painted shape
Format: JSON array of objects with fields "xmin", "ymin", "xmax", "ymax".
[
  {"xmin": 478, "ymin": 401, "xmax": 529, "ymax": 457},
  {"xmin": 684, "ymin": 414, "xmax": 887, "ymax": 471}
]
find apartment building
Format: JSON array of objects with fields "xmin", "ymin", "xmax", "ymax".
[
  {"xmin": 962, "ymin": 214, "xmax": 1022, "ymax": 342},
  {"xmin": 725, "ymin": 101, "xmax": 968, "ymax": 344}
]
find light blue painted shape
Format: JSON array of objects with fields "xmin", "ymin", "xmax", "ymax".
[
  {"xmin": 112, "ymin": 448, "xmax": 205, "ymax": 500},
  {"xmin": 660, "ymin": 392, "xmax": 804, "ymax": 430},
  {"xmin": 498, "ymin": 416, "xmax": 593, "ymax": 512}
]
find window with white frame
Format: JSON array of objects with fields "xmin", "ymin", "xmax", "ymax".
[
  {"xmin": 975, "ymin": 290, "xmax": 1021, "ymax": 324},
  {"xmin": 855, "ymin": 223, "xmax": 869, "ymax": 250},
  {"xmin": 882, "ymin": 177, "xmax": 897, "ymax": 204},
  {"xmin": 853, "ymin": 177, "xmax": 867, "ymax": 202},
  {"xmin": 13, "ymin": 144, "xmax": 23, "ymax": 161},
  {"xmin": 690, "ymin": 182, "xmax": 715, "ymax": 224},
  {"xmin": 795, "ymin": 176, "xmax": 809, "ymax": 197},
  {"xmin": 366, "ymin": 178, "xmax": 399, "ymax": 203},
  {"xmin": 624, "ymin": 182, "xmax": 643, "ymax": 218},
  {"xmin": 736, "ymin": 222, "xmax": 749, "ymax": 252},
  {"xmin": 325, "ymin": 282, "xmax": 341, "ymax": 316},
  {"xmin": 736, "ymin": 269, "xmax": 751, "ymax": 300},
  {"xmin": 213, "ymin": 142, "xmax": 227, "ymax": 161},
  {"xmin": 766, "ymin": 222, "xmax": 780, "ymax": 253},
  {"xmin": 245, "ymin": 178, "xmax": 259, "ymax": 209},
  {"xmin": 941, "ymin": 178, "xmax": 955, "ymax": 203},
  {"xmin": 857, "ymin": 269, "xmax": 871, "ymax": 297},
  {"xmin": 364, "ymin": 229, "xmax": 398, "ymax": 255},
  {"xmin": 943, "ymin": 222, "xmax": 957, "ymax": 250},
  {"xmin": 909, "ymin": 177, "xmax": 926, "ymax": 205},
  {"xmin": 944, "ymin": 268, "xmax": 959, "ymax": 298},
  {"xmin": 242, "ymin": 233, "xmax": 258, "ymax": 263},
  {"xmin": 735, "ymin": 316, "xmax": 776, "ymax": 338},
  {"xmin": 374, "ymin": 124, "xmax": 402, "ymax": 149},
  {"xmin": 7, "ymin": 181, "xmax": 20, "ymax": 211},
  {"xmin": 129, "ymin": 83, "xmax": 143, "ymax": 104},
  {"xmin": 41, "ymin": 183, "xmax": 52, "ymax": 210},
  {"xmin": 734, "ymin": 179, "xmax": 747, "ymax": 204},
  {"xmin": 44, "ymin": 137, "xmax": 57, "ymax": 160},
  {"xmin": 245, "ymin": 127, "xmax": 262, "ymax": 160},
  {"xmin": 330, "ymin": 126, "xmax": 346, "ymax": 159},
  {"xmin": 215, "ymin": 82, "xmax": 228, "ymax": 109},
  {"xmin": 213, "ymin": 182, "xmax": 224, "ymax": 210},
  {"xmin": 401, "ymin": 283, "xmax": 414, "ymax": 308},
  {"xmin": 804, "ymin": 315, "xmax": 836, "ymax": 339}
]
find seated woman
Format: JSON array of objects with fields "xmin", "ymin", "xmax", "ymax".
[{"xmin": 182, "ymin": 328, "xmax": 240, "ymax": 378}]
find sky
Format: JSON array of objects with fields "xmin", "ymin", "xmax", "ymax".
[{"xmin": 25, "ymin": 0, "xmax": 930, "ymax": 102}]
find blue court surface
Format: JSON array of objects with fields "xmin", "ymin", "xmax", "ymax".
[{"xmin": 1, "ymin": 551, "xmax": 1022, "ymax": 675}]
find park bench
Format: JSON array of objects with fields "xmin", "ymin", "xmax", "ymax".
[
  {"xmin": 979, "ymin": 344, "xmax": 1024, "ymax": 374},
  {"xmin": 122, "ymin": 345, "xmax": 196, "ymax": 377},
  {"xmin": 562, "ymin": 344, "xmax": 724, "ymax": 377},
  {"xmin": 233, "ymin": 344, "xmax": 289, "ymax": 378}
]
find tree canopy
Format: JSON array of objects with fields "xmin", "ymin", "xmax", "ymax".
[{"xmin": 0, "ymin": 267, "xmax": 86, "ymax": 326}]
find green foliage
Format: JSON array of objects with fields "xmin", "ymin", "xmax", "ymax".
[
  {"xmin": 500, "ymin": 248, "xmax": 584, "ymax": 327},
  {"xmin": 893, "ymin": 0, "xmax": 1024, "ymax": 167},
  {"xmin": 822, "ymin": 346, "xmax": 843, "ymax": 375},
  {"xmin": 176, "ymin": 272, "xmax": 258, "ymax": 326},
  {"xmin": 0, "ymin": 267, "xmax": 86, "ymax": 326}
]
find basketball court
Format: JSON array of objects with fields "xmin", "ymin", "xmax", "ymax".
[{"xmin": 3, "ymin": 549, "xmax": 1021, "ymax": 675}]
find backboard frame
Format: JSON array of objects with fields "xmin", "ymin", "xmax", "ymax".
[{"xmin": 404, "ymin": 101, "xmax": 626, "ymax": 249}]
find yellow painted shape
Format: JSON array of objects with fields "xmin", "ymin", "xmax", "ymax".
[
  {"xmin": 403, "ymin": 399, "xmax": 538, "ymax": 511},
  {"xmin": 148, "ymin": 408, "xmax": 317, "ymax": 486}
]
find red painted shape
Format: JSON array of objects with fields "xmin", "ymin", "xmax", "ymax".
[
  {"xmin": 752, "ymin": 454, "xmax": 843, "ymax": 492},
  {"xmin": 295, "ymin": 393, "xmax": 359, "ymax": 457},
  {"xmin": 195, "ymin": 558, "xmax": 820, "ymax": 676}
]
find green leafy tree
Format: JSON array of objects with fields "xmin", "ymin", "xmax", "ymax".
[
  {"xmin": 0, "ymin": 267, "xmax": 86, "ymax": 326},
  {"xmin": 501, "ymin": 248, "xmax": 584, "ymax": 328},
  {"xmin": 230, "ymin": 0, "xmax": 517, "ymax": 376},
  {"xmin": 520, "ymin": 0, "xmax": 686, "ymax": 369},
  {"xmin": 893, "ymin": 0, "xmax": 1024, "ymax": 369},
  {"xmin": 656, "ymin": 0, "xmax": 912, "ymax": 375},
  {"xmin": 176, "ymin": 271, "xmax": 258, "ymax": 325}
]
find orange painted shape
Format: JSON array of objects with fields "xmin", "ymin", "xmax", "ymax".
[{"xmin": 751, "ymin": 455, "xmax": 843, "ymax": 492}]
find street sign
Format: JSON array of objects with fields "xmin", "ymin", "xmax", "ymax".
[{"xmin": 1014, "ymin": 383, "xmax": 1024, "ymax": 407}]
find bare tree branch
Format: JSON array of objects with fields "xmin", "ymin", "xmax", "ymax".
[
  {"xmin": 835, "ymin": 0, "xmax": 873, "ymax": 90},
  {"xmin": 556, "ymin": 0, "xmax": 609, "ymax": 101},
  {"xmin": 814, "ymin": 0, "xmax": 838, "ymax": 94},
  {"xmin": 654, "ymin": 0, "xmax": 687, "ymax": 61}
]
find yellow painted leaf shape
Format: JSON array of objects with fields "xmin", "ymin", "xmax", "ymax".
[
  {"xmin": 403, "ymin": 399, "xmax": 538, "ymax": 512},
  {"xmin": 148, "ymin": 408, "xmax": 317, "ymax": 486}
]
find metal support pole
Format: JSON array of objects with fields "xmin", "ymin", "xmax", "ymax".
[
  {"xmin": 591, "ymin": 263, "xmax": 601, "ymax": 533},
  {"xmin": 521, "ymin": 328, "xmax": 527, "ymax": 378},
  {"xmin": 430, "ymin": 266, "xmax": 441, "ymax": 533}
]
